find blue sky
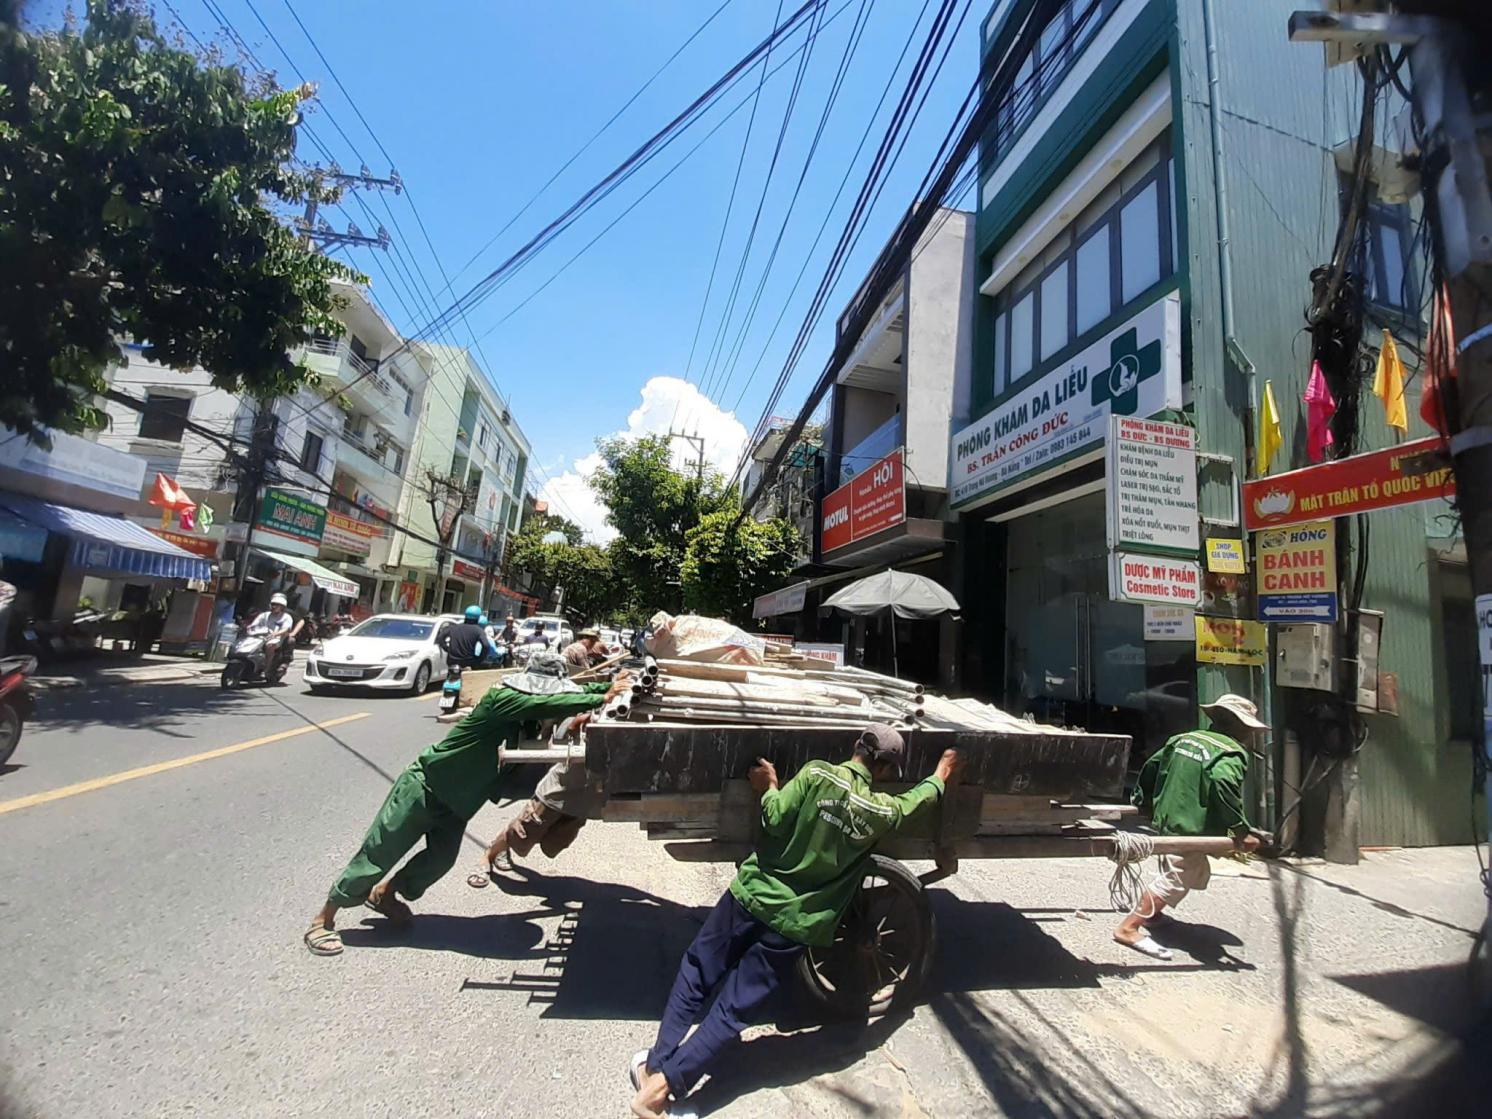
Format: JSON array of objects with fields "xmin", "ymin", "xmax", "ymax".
[{"xmin": 118, "ymin": 2, "xmax": 981, "ymax": 535}]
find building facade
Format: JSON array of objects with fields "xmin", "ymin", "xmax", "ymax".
[
  {"xmin": 388, "ymin": 342, "xmax": 532, "ymax": 616},
  {"xmin": 947, "ymin": 0, "xmax": 1477, "ymax": 848}
]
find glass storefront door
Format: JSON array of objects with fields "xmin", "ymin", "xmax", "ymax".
[{"xmin": 1003, "ymin": 492, "xmax": 1196, "ymax": 753}]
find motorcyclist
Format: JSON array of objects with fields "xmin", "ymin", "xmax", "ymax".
[
  {"xmin": 438, "ymin": 605, "xmax": 498, "ymax": 668},
  {"xmin": 247, "ymin": 593, "xmax": 296, "ymax": 673}
]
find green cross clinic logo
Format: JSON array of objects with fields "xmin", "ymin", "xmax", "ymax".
[{"xmin": 1090, "ymin": 326, "xmax": 1162, "ymax": 415}]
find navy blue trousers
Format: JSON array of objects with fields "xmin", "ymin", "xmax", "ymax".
[{"xmin": 649, "ymin": 890, "xmax": 805, "ymax": 1097}]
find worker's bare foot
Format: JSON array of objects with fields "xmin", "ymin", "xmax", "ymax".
[
  {"xmin": 365, "ymin": 883, "xmax": 414, "ymax": 926},
  {"xmin": 630, "ymin": 1069, "xmax": 670, "ymax": 1118}
]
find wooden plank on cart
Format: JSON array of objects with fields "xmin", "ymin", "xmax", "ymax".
[{"xmin": 586, "ymin": 723, "xmax": 1130, "ymax": 800}]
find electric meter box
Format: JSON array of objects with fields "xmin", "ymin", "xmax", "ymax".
[{"xmin": 1276, "ymin": 623, "xmax": 1335, "ymax": 691}]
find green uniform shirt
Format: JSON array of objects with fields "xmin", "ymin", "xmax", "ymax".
[
  {"xmin": 415, "ymin": 682, "xmax": 609, "ymax": 820},
  {"xmin": 1132, "ymin": 729, "xmax": 1250, "ymax": 838},
  {"xmin": 729, "ymin": 759, "xmax": 945, "ymax": 947}
]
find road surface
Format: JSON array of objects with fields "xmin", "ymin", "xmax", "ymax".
[{"xmin": 0, "ymin": 666, "xmax": 1487, "ymax": 1117}]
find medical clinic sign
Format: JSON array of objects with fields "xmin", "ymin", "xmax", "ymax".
[
  {"xmin": 822, "ymin": 449, "xmax": 905, "ymax": 555},
  {"xmin": 950, "ymin": 292, "xmax": 1182, "ymax": 508}
]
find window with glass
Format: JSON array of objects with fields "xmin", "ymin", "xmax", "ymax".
[
  {"xmin": 299, "ymin": 430, "xmax": 324, "ymax": 473},
  {"xmin": 1359, "ymin": 191, "xmax": 1416, "ymax": 314},
  {"xmin": 986, "ymin": 0, "xmax": 1120, "ymax": 163},
  {"xmin": 988, "ymin": 133, "xmax": 1177, "ymax": 397},
  {"xmin": 138, "ymin": 392, "xmax": 190, "ymax": 442}
]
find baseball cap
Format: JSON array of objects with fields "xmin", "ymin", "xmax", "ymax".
[{"xmin": 856, "ymin": 723, "xmax": 906, "ymax": 775}]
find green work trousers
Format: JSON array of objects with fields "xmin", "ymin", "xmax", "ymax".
[{"xmin": 327, "ymin": 766, "xmax": 466, "ymax": 907}]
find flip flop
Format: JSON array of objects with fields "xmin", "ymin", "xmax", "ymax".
[
  {"xmin": 628, "ymin": 1049, "xmax": 649, "ymax": 1092},
  {"xmin": 1121, "ymin": 935, "xmax": 1173, "ymax": 960},
  {"xmin": 467, "ymin": 868, "xmax": 493, "ymax": 889},
  {"xmin": 303, "ymin": 926, "xmax": 343, "ymax": 956}
]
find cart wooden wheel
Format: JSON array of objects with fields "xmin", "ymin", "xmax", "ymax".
[{"xmin": 796, "ymin": 854, "xmax": 935, "ymax": 1019}]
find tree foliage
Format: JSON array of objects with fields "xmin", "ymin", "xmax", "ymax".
[
  {"xmin": 588, "ymin": 434, "xmax": 735, "ymax": 614},
  {"xmin": 0, "ymin": 0, "xmax": 356, "ymax": 441},
  {"xmin": 504, "ymin": 510, "xmax": 626, "ymax": 623},
  {"xmin": 681, "ymin": 510, "xmax": 800, "ymax": 627}
]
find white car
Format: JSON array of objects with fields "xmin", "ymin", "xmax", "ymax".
[{"xmin": 304, "ymin": 613, "xmax": 463, "ymax": 695}]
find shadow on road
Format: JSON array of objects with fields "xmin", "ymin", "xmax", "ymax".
[{"xmin": 33, "ymin": 680, "xmax": 265, "ymax": 737}]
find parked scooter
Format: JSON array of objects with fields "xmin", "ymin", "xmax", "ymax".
[
  {"xmin": 220, "ymin": 632, "xmax": 288, "ymax": 688},
  {"xmin": 0, "ymin": 655, "xmax": 38, "ymax": 769}
]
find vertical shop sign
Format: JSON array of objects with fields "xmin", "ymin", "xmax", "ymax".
[
  {"xmin": 1255, "ymin": 520, "xmax": 1337, "ymax": 622},
  {"xmin": 1105, "ymin": 417, "xmax": 1199, "ymax": 554},
  {"xmin": 821, "ymin": 450, "xmax": 905, "ymax": 556}
]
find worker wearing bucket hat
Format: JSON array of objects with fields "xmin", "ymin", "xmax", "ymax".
[{"xmin": 1113, "ymin": 693, "xmax": 1269, "ymax": 962}]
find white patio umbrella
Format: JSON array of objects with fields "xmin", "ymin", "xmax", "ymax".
[{"xmin": 822, "ymin": 570, "xmax": 960, "ymax": 676}]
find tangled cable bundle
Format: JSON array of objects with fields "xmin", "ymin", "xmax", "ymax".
[{"xmin": 1106, "ymin": 832, "xmax": 1187, "ymax": 918}]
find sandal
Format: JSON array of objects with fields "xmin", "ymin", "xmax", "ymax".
[
  {"xmin": 304, "ymin": 925, "xmax": 343, "ymax": 956},
  {"xmin": 1119, "ymin": 934, "xmax": 1173, "ymax": 960},
  {"xmin": 467, "ymin": 867, "xmax": 493, "ymax": 889}
]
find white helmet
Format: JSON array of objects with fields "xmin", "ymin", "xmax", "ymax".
[{"xmin": 269, "ymin": 593, "xmax": 289, "ymax": 607}]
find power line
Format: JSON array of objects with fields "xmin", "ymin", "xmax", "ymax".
[
  {"xmin": 737, "ymin": 0, "xmax": 1067, "ymax": 512},
  {"xmin": 443, "ymin": 0, "xmax": 739, "ymax": 297},
  {"xmin": 697, "ymin": 0, "xmax": 826, "ymax": 404}
]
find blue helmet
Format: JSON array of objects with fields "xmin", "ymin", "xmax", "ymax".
[
  {"xmin": 478, "ymin": 614, "xmax": 490, "ymax": 625},
  {"xmin": 464, "ymin": 604, "xmax": 482, "ymax": 622}
]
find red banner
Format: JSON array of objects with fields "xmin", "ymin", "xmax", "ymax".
[
  {"xmin": 821, "ymin": 449, "xmax": 906, "ymax": 556},
  {"xmin": 1242, "ymin": 436, "xmax": 1455, "ymax": 530},
  {"xmin": 450, "ymin": 559, "xmax": 486, "ymax": 581},
  {"xmin": 148, "ymin": 527, "xmax": 220, "ymax": 559}
]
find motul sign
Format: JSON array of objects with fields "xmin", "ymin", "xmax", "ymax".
[{"xmin": 821, "ymin": 449, "xmax": 906, "ymax": 555}]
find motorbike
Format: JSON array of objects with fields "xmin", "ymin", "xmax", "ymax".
[
  {"xmin": 439, "ymin": 663, "xmax": 465, "ymax": 714},
  {"xmin": 220, "ymin": 631, "xmax": 288, "ymax": 688},
  {"xmin": 0, "ymin": 655, "xmax": 37, "ymax": 769}
]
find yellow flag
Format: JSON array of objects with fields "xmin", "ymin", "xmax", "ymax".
[
  {"xmin": 1373, "ymin": 329, "xmax": 1408, "ymax": 432},
  {"xmin": 1258, "ymin": 380, "xmax": 1283, "ymax": 476}
]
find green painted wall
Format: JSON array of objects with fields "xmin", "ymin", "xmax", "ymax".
[
  {"xmin": 1172, "ymin": 0, "xmax": 1475, "ymax": 845},
  {"xmin": 967, "ymin": 0, "xmax": 1478, "ymax": 844}
]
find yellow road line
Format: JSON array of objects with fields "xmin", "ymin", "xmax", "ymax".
[{"xmin": 0, "ymin": 712, "xmax": 370, "ymax": 816}]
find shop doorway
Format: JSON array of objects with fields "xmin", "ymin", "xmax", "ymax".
[{"xmin": 1002, "ymin": 492, "xmax": 1195, "ymax": 754}]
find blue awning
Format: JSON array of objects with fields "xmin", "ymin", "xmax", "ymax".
[{"xmin": 0, "ymin": 493, "xmax": 213, "ymax": 582}]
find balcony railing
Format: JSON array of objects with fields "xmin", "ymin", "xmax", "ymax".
[{"xmin": 304, "ymin": 338, "xmax": 393, "ymax": 397}]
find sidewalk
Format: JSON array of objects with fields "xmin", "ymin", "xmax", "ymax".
[{"xmin": 28, "ymin": 648, "xmax": 235, "ymax": 690}]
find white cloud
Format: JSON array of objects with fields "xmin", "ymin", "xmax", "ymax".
[{"xmin": 538, "ymin": 376, "xmax": 749, "ymax": 543}]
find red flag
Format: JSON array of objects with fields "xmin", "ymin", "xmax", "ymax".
[
  {"xmin": 1304, "ymin": 361, "xmax": 1337, "ymax": 462},
  {"xmin": 148, "ymin": 472, "xmax": 196, "ymax": 512},
  {"xmin": 1420, "ymin": 283, "xmax": 1457, "ymax": 436}
]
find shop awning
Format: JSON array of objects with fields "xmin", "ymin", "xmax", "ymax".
[
  {"xmin": 254, "ymin": 548, "xmax": 358, "ymax": 598},
  {"xmin": 0, "ymin": 493, "xmax": 212, "ymax": 581}
]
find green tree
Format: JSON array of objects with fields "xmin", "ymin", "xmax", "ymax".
[
  {"xmin": 588, "ymin": 434, "xmax": 735, "ymax": 613},
  {"xmin": 682, "ymin": 510, "xmax": 800, "ymax": 626},
  {"xmin": 0, "ymin": 0, "xmax": 355, "ymax": 442}
]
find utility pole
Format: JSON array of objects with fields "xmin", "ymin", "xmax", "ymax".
[
  {"xmin": 229, "ymin": 409, "xmax": 279, "ymax": 610},
  {"xmin": 299, "ymin": 165, "xmax": 401, "ymax": 252},
  {"xmin": 1290, "ymin": 5, "xmax": 1492, "ymax": 932},
  {"xmin": 667, "ymin": 429, "xmax": 706, "ymax": 486},
  {"xmin": 423, "ymin": 470, "xmax": 475, "ymax": 613}
]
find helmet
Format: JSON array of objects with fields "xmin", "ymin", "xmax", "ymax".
[
  {"xmin": 478, "ymin": 614, "xmax": 490, "ymax": 626},
  {"xmin": 464, "ymin": 604, "xmax": 482, "ymax": 621},
  {"xmin": 269, "ymin": 593, "xmax": 288, "ymax": 607}
]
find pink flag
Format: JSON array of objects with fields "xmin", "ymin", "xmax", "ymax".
[{"xmin": 1304, "ymin": 361, "xmax": 1336, "ymax": 462}]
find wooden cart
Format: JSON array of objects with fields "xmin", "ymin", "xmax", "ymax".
[{"xmin": 496, "ymin": 675, "xmax": 1236, "ymax": 1018}]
